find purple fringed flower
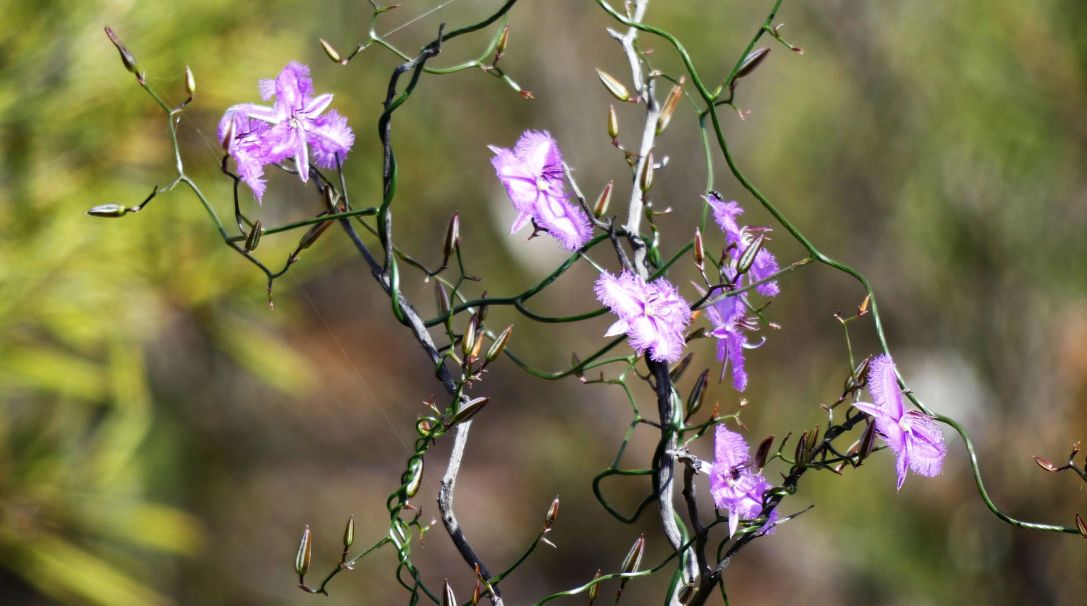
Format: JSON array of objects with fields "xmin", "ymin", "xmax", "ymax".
[
  {"xmin": 489, "ymin": 131, "xmax": 592, "ymax": 251},
  {"xmin": 595, "ymin": 271, "xmax": 691, "ymax": 363},
  {"xmin": 219, "ymin": 62, "xmax": 354, "ymax": 201},
  {"xmin": 703, "ymin": 292, "xmax": 762, "ymax": 392},
  {"xmin": 853, "ymin": 355, "xmax": 947, "ymax": 490},
  {"xmin": 709, "ymin": 425, "xmax": 776, "ymax": 537},
  {"xmin": 706, "ymin": 192, "xmax": 780, "ymax": 298}
]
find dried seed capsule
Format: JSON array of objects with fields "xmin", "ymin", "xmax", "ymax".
[
  {"xmin": 1076, "ymin": 513, "xmax": 1087, "ymax": 539},
  {"xmin": 299, "ymin": 219, "xmax": 332, "ymax": 250},
  {"xmin": 1033, "ymin": 456, "xmax": 1058, "ymax": 472},
  {"xmin": 434, "ymin": 282, "xmax": 451, "ymax": 318},
  {"xmin": 620, "ymin": 534, "xmax": 645, "ymax": 574}
]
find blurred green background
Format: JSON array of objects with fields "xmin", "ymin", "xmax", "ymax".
[{"xmin": 2, "ymin": 1, "xmax": 1086, "ymax": 604}]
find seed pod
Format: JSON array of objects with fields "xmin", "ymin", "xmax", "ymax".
[
  {"xmin": 220, "ymin": 118, "xmax": 236, "ymax": 151},
  {"xmin": 451, "ymin": 396, "xmax": 490, "ymax": 425},
  {"xmin": 184, "ymin": 65, "xmax": 196, "ymax": 97},
  {"xmin": 735, "ymin": 47, "xmax": 770, "ymax": 80},
  {"xmin": 607, "ymin": 104, "xmax": 619, "ymax": 140},
  {"xmin": 656, "ymin": 81, "xmax": 684, "ymax": 134},
  {"xmin": 620, "ymin": 534, "xmax": 645, "ymax": 574},
  {"xmin": 495, "ymin": 25, "xmax": 510, "ymax": 58},
  {"xmin": 693, "ymin": 229, "xmax": 705, "ymax": 271},
  {"xmin": 299, "ymin": 219, "xmax": 332, "ymax": 250},
  {"xmin": 319, "ymin": 38, "xmax": 342, "ymax": 63},
  {"xmin": 595, "ymin": 68, "xmax": 631, "ymax": 102},
  {"xmin": 245, "ymin": 220, "xmax": 263, "ymax": 252},
  {"xmin": 686, "ymin": 369, "xmax": 709, "ymax": 418},
  {"xmin": 1076, "ymin": 513, "xmax": 1087, "ymax": 539},
  {"xmin": 754, "ymin": 434, "xmax": 775, "ymax": 470},
  {"xmin": 545, "ymin": 495, "xmax": 560, "ymax": 529},
  {"xmin": 343, "ymin": 515, "xmax": 355, "ymax": 549},
  {"xmin": 486, "ymin": 325, "xmax": 513, "ymax": 362},
  {"xmin": 588, "ymin": 569, "xmax": 602, "ymax": 604},
  {"xmin": 441, "ymin": 580, "xmax": 456, "ymax": 606},
  {"xmin": 295, "ymin": 525, "xmax": 312, "ymax": 578},
  {"xmin": 638, "ymin": 152, "xmax": 654, "ymax": 192},
  {"xmin": 669, "ymin": 353, "xmax": 693, "ymax": 382},
  {"xmin": 443, "ymin": 212, "xmax": 460, "ymax": 258},
  {"xmin": 794, "ymin": 430, "xmax": 809, "ymax": 465},
  {"xmin": 593, "ymin": 181, "xmax": 613, "ymax": 218},
  {"xmin": 87, "ymin": 203, "xmax": 128, "ymax": 218},
  {"xmin": 736, "ymin": 233, "xmax": 765, "ymax": 274},
  {"xmin": 858, "ymin": 419, "xmax": 878, "ymax": 462},
  {"xmin": 104, "ymin": 26, "xmax": 138, "ymax": 74},
  {"xmin": 1033, "ymin": 456, "xmax": 1058, "ymax": 472}
]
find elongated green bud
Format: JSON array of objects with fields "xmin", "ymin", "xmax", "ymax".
[
  {"xmin": 434, "ymin": 282, "xmax": 451, "ymax": 318},
  {"xmin": 686, "ymin": 369, "xmax": 708, "ymax": 418},
  {"xmin": 736, "ymin": 233, "xmax": 765, "ymax": 274},
  {"xmin": 593, "ymin": 180, "xmax": 613, "ymax": 218},
  {"xmin": 87, "ymin": 203, "xmax": 128, "ymax": 218},
  {"xmin": 443, "ymin": 212, "xmax": 460, "ymax": 258},
  {"xmin": 441, "ymin": 580, "xmax": 456, "ymax": 606},
  {"xmin": 184, "ymin": 65, "xmax": 196, "ymax": 97},
  {"xmin": 620, "ymin": 534, "xmax": 645, "ymax": 574},
  {"xmin": 638, "ymin": 152, "xmax": 654, "ymax": 192},
  {"xmin": 404, "ymin": 456, "xmax": 424, "ymax": 498},
  {"xmin": 495, "ymin": 25, "xmax": 509, "ymax": 58},
  {"xmin": 607, "ymin": 104, "xmax": 619, "ymax": 140},
  {"xmin": 486, "ymin": 325, "xmax": 513, "ymax": 362},
  {"xmin": 656, "ymin": 80, "xmax": 684, "ymax": 134},
  {"xmin": 462, "ymin": 315, "xmax": 478, "ymax": 358},
  {"xmin": 104, "ymin": 26, "xmax": 138, "ymax": 74},
  {"xmin": 343, "ymin": 515, "xmax": 355, "ymax": 549},
  {"xmin": 595, "ymin": 68, "xmax": 631, "ymax": 102},
  {"xmin": 588, "ymin": 569, "xmax": 602, "ymax": 604},
  {"xmin": 736, "ymin": 48, "xmax": 771, "ymax": 80},
  {"xmin": 545, "ymin": 495, "xmax": 560, "ymax": 529},
  {"xmin": 245, "ymin": 220, "xmax": 263, "ymax": 252},
  {"xmin": 295, "ymin": 525, "xmax": 312, "ymax": 578},
  {"xmin": 693, "ymin": 228, "xmax": 705, "ymax": 271},
  {"xmin": 450, "ymin": 396, "xmax": 489, "ymax": 425},
  {"xmin": 299, "ymin": 219, "xmax": 332, "ymax": 250},
  {"xmin": 319, "ymin": 38, "xmax": 342, "ymax": 63}
]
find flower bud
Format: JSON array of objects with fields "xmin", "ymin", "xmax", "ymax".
[
  {"xmin": 404, "ymin": 456, "xmax": 424, "ymax": 498},
  {"xmin": 1033, "ymin": 456, "xmax": 1058, "ymax": 472},
  {"xmin": 295, "ymin": 525, "xmax": 312, "ymax": 578},
  {"xmin": 471, "ymin": 581, "xmax": 482, "ymax": 605},
  {"xmin": 87, "ymin": 203, "xmax": 128, "ymax": 218},
  {"xmin": 656, "ymin": 80, "xmax": 684, "ymax": 134},
  {"xmin": 434, "ymin": 282, "xmax": 451, "ymax": 318},
  {"xmin": 104, "ymin": 26, "xmax": 138, "ymax": 74},
  {"xmin": 607, "ymin": 104, "xmax": 619, "ymax": 140},
  {"xmin": 693, "ymin": 229, "xmax": 705, "ymax": 271},
  {"xmin": 299, "ymin": 219, "xmax": 332, "ymax": 250},
  {"xmin": 486, "ymin": 325, "xmax": 513, "ymax": 362},
  {"xmin": 620, "ymin": 534, "xmax": 645, "ymax": 574},
  {"xmin": 754, "ymin": 434, "xmax": 775, "ymax": 470},
  {"xmin": 443, "ymin": 212, "xmax": 460, "ymax": 258},
  {"xmin": 669, "ymin": 353, "xmax": 692, "ymax": 382},
  {"xmin": 545, "ymin": 495, "xmax": 560, "ymax": 529},
  {"xmin": 441, "ymin": 580, "xmax": 456, "ymax": 606},
  {"xmin": 588, "ymin": 569, "xmax": 602, "ymax": 604},
  {"xmin": 462, "ymin": 315, "xmax": 478, "ymax": 358},
  {"xmin": 451, "ymin": 396, "xmax": 489, "ymax": 425},
  {"xmin": 595, "ymin": 68, "xmax": 631, "ymax": 102},
  {"xmin": 245, "ymin": 220, "xmax": 263, "ymax": 252},
  {"xmin": 593, "ymin": 180, "xmax": 613, "ymax": 218},
  {"xmin": 735, "ymin": 47, "xmax": 771, "ymax": 80},
  {"xmin": 184, "ymin": 65, "xmax": 196, "ymax": 97},
  {"xmin": 495, "ymin": 25, "xmax": 510, "ymax": 58},
  {"xmin": 736, "ymin": 233, "xmax": 765, "ymax": 275},
  {"xmin": 1076, "ymin": 513, "xmax": 1087, "ymax": 539},
  {"xmin": 343, "ymin": 515, "xmax": 355, "ymax": 549},
  {"xmin": 858, "ymin": 419, "xmax": 877, "ymax": 462},
  {"xmin": 638, "ymin": 152, "xmax": 654, "ymax": 192},
  {"xmin": 794, "ymin": 430, "xmax": 809, "ymax": 465},
  {"xmin": 319, "ymin": 38, "xmax": 343, "ymax": 63},
  {"xmin": 686, "ymin": 369, "xmax": 708, "ymax": 418},
  {"xmin": 220, "ymin": 118, "xmax": 236, "ymax": 151}
]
